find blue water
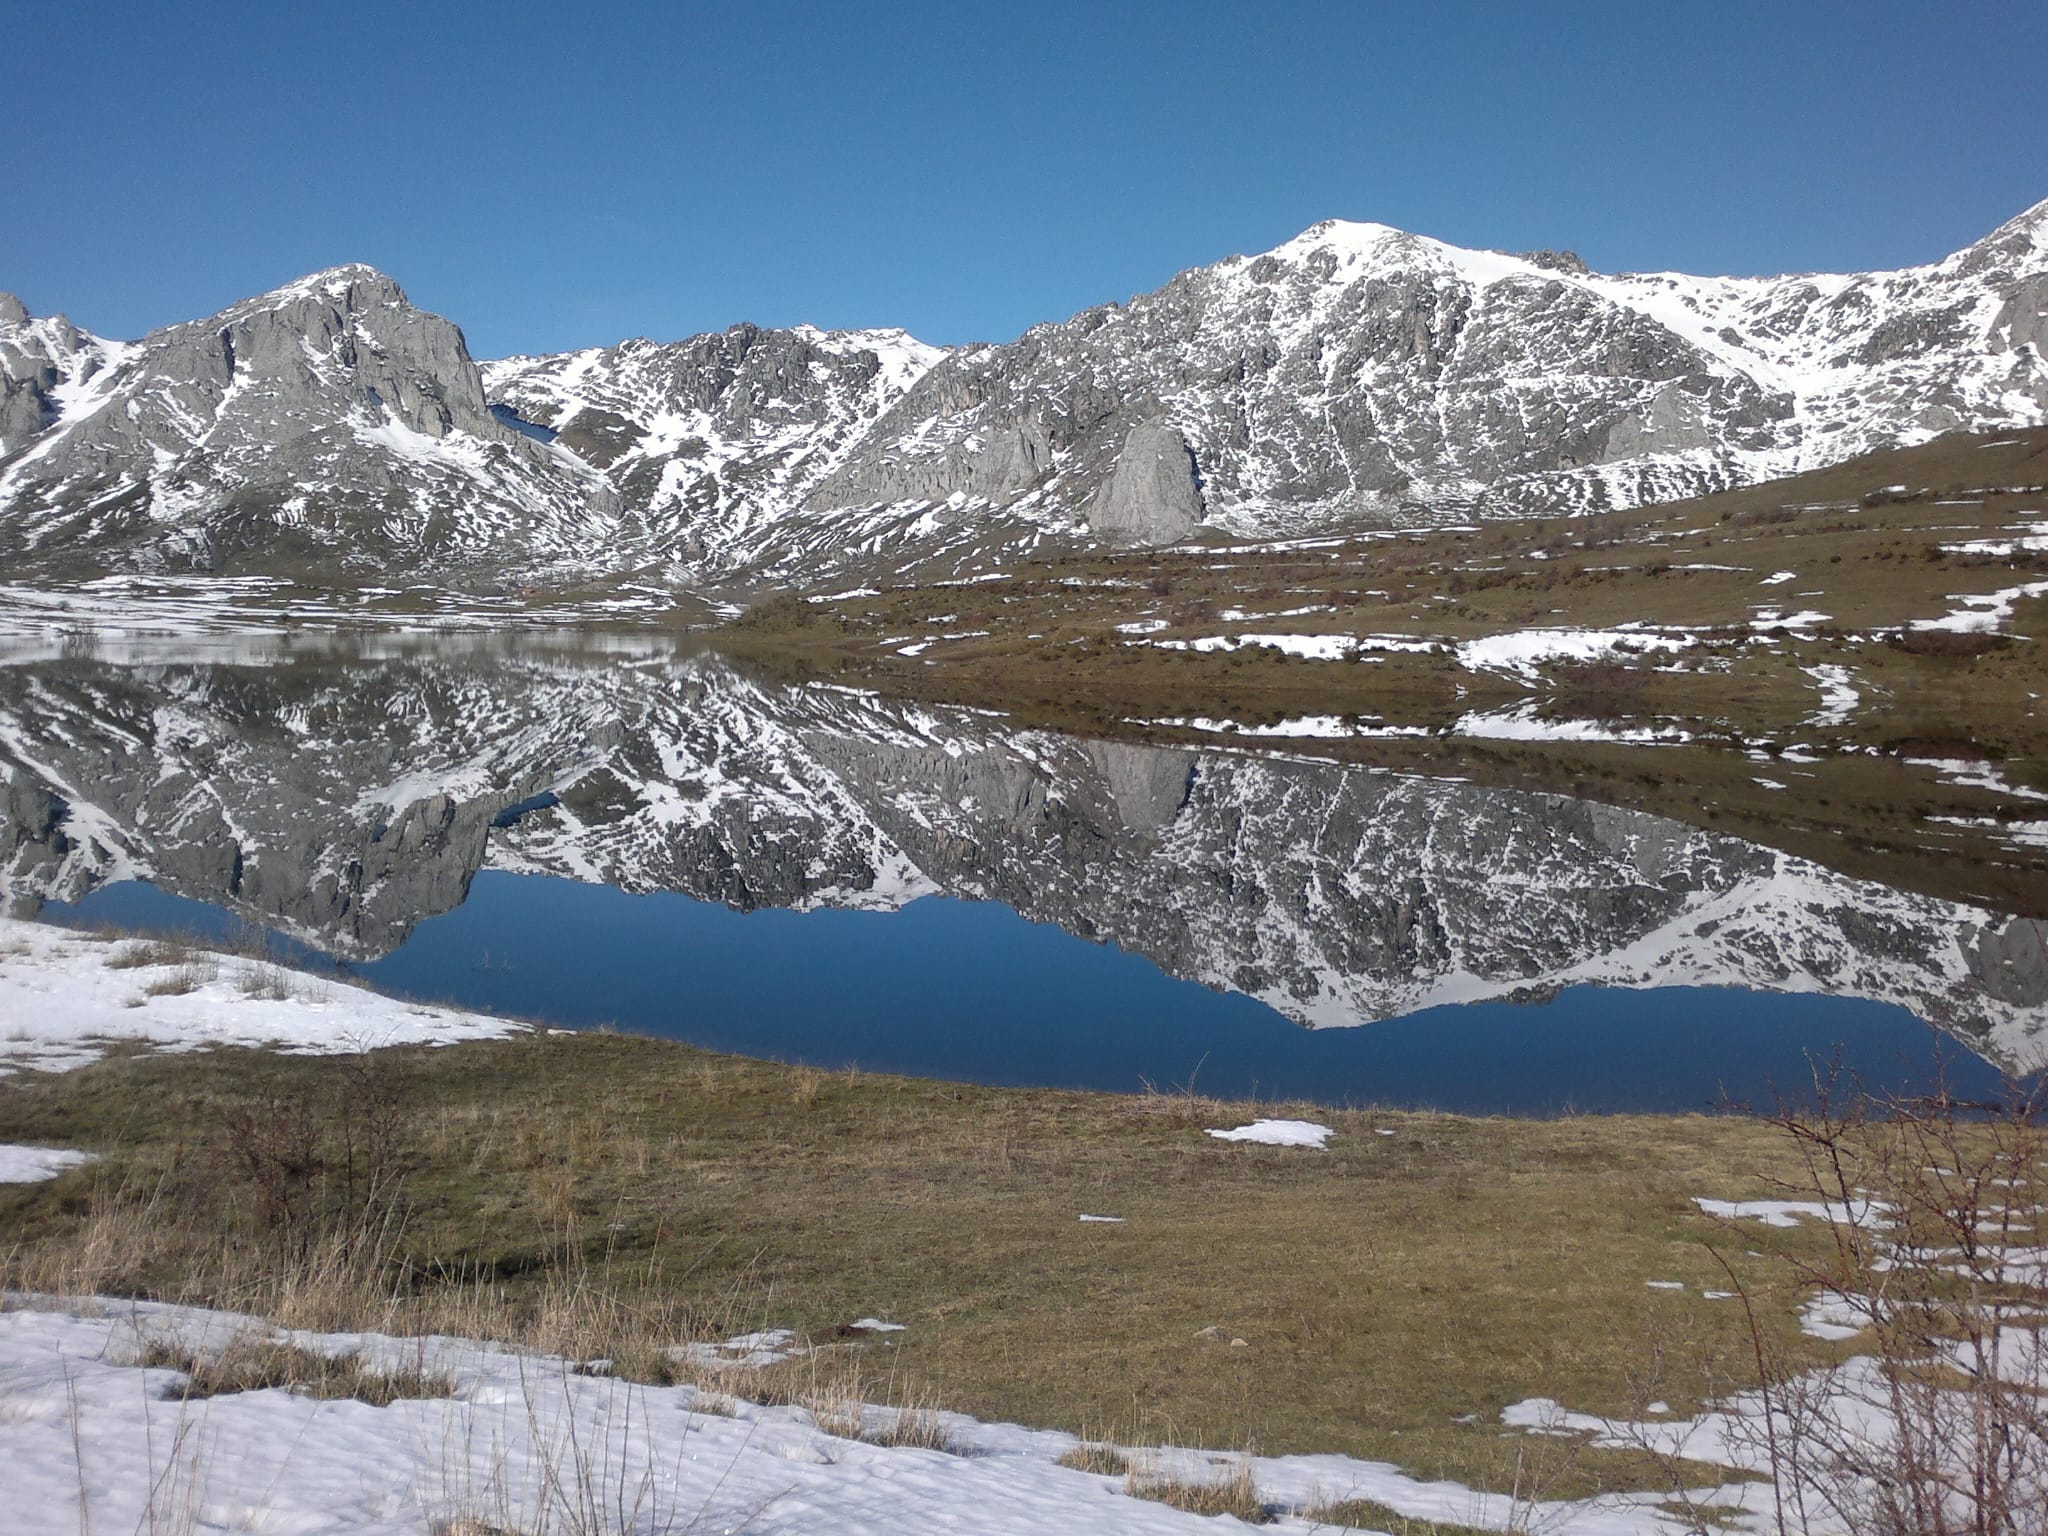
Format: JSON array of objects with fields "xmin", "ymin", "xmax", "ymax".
[{"xmin": 48, "ymin": 874, "xmax": 2007, "ymax": 1115}]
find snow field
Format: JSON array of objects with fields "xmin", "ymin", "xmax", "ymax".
[
  {"xmin": 0, "ymin": 917, "xmax": 516, "ymax": 1077},
  {"xmin": 0, "ymin": 1300, "xmax": 1722, "ymax": 1536}
]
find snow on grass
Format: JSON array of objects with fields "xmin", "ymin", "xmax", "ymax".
[
  {"xmin": 1911, "ymin": 578, "xmax": 2048, "ymax": 634},
  {"xmin": 1138, "ymin": 713, "xmax": 1393, "ymax": 740},
  {"xmin": 1750, "ymin": 608, "xmax": 1833, "ymax": 630},
  {"xmin": 1800, "ymin": 1292, "xmax": 1872, "ymax": 1342},
  {"xmin": 1133, "ymin": 704, "xmax": 1696, "ymax": 746},
  {"xmin": 1140, "ymin": 623, "xmax": 1707, "ymax": 678},
  {"xmin": 1206, "ymin": 1119, "xmax": 1334, "ymax": 1148},
  {"xmin": 1153, "ymin": 631, "xmax": 1358, "ymax": 660},
  {"xmin": 0, "ymin": 1145, "xmax": 97, "ymax": 1183},
  {"xmin": 0, "ymin": 1298, "xmax": 1690, "ymax": 1536},
  {"xmin": 0, "ymin": 917, "xmax": 517, "ymax": 1077},
  {"xmin": 1693, "ymin": 1197, "xmax": 1884, "ymax": 1229},
  {"xmin": 1905, "ymin": 756, "xmax": 2048, "ymax": 803},
  {"xmin": 1939, "ymin": 519, "xmax": 2048, "ymax": 557},
  {"xmin": 1803, "ymin": 665, "xmax": 1859, "ymax": 727},
  {"xmin": 1457, "ymin": 625, "xmax": 1692, "ymax": 678}
]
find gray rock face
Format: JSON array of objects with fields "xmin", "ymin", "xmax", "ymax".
[
  {"xmin": 479, "ymin": 322, "xmax": 942, "ymax": 575},
  {"xmin": 0, "ymin": 298, "xmax": 105, "ymax": 456},
  {"xmin": 0, "ymin": 267, "xmax": 618, "ymax": 579},
  {"xmin": 0, "ymin": 646, "xmax": 2040, "ymax": 1069},
  {"xmin": 1087, "ymin": 420, "xmax": 1204, "ymax": 546}
]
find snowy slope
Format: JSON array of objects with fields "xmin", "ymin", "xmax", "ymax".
[
  {"xmin": 481, "ymin": 320, "xmax": 975, "ymax": 585},
  {"xmin": 473, "ymin": 201, "xmax": 2048, "ymax": 586},
  {"xmin": 0, "ymin": 1300, "xmax": 1718, "ymax": 1536}
]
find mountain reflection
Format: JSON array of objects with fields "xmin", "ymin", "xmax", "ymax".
[{"xmin": 1, "ymin": 638, "xmax": 2043, "ymax": 1072}]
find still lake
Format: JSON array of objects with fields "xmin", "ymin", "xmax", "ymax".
[{"xmin": 6, "ymin": 636, "xmax": 2040, "ymax": 1111}]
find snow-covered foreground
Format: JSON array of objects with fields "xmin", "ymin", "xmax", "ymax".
[
  {"xmin": 0, "ymin": 1299, "xmax": 1745, "ymax": 1536},
  {"xmin": 0, "ymin": 917, "xmax": 516, "ymax": 1076}
]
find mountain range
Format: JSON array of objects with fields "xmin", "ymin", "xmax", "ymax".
[{"xmin": 4, "ymin": 202, "xmax": 2046, "ymax": 592}]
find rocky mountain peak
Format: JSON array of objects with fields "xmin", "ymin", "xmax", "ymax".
[
  {"xmin": 1517, "ymin": 249, "xmax": 1592, "ymax": 275},
  {"xmin": 0, "ymin": 262, "xmax": 616, "ymax": 577},
  {"xmin": 0, "ymin": 293, "xmax": 30, "ymax": 329}
]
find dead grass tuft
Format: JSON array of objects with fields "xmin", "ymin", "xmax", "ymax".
[
  {"xmin": 105, "ymin": 939, "xmax": 202, "ymax": 971},
  {"xmin": 132, "ymin": 1334, "xmax": 453, "ymax": 1405},
  {"xmin": 1126, "ymin": 1458, "xmax": 1273, "ymax": 1523},
  {"xmin": 237, "ymin": 962, "xmax": 300, "ymax": 1001},
  {"xmin": 1057, "ymin": 1442, "xmax": 1133, "ymax": 1477},
  {"xmin": 1303, "ymin": 1498, "xmax": 1493, "ymax": 1534}
]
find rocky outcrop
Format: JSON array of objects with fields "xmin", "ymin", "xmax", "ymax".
[
  {"xmin": 0, "ymin": 297, "xmax": 107, "ymax": 456},
  {"xmin": 1087, "ymin": 421, "xmax": 1204, "ymax": 546}
]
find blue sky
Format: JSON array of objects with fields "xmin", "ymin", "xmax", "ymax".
[{"xmin": 4, "ymin": 1, "xmax": 2043, "ymax": 358}]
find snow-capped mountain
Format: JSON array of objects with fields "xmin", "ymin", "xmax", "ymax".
[
  {"xmin": 2, "ymin": 645, "xmax": 2040, "ymax": 1069},
  {"xmin": 3, "ymin": 201, "xmax": 2045, "ymax": 588},
  {"xmin": 799, "ymin": 202, "xmax": 2048, "ymax": 548},
  {"xmin": 485, "ymin": 199, "xmax": 2048, "ymax": 582},
  {"xmin": 0, "ymin": 268, "xmax": 619, "ymax": 580}
]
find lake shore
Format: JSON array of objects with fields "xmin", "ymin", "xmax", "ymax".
[{"xmin": 2, "ymin": 915, "xmax": 1862, "ymax": 1508}]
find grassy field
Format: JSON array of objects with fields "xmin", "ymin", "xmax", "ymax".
[
  {"xmin": 720, "ymin": 426, "xmax": 2048, "ymax": 916},
  {"xmin": 1, "ymin": 1029, "xmax": 1865, "ymax": 1503}
]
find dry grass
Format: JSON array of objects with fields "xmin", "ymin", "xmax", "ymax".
[
  {"xmin": 131, "ymin": 1334, "xmax": 454, "ymax": 1405},
  {"xmin": 0, "ymin": 1032, "xmax": 1857, "ymax": 1500},
  {"xmin": 1057, "ymin": 1441, "xmax": 1134, "ymax": 1477},
  {"xmin": 139, "ymin": 963, "xmax": 216, "ymax": 998},
  {"xmin": 105, "ymin": 939, "xmax": 203, "ymax": 971},
  {"xmin": 1303, "ymin": 1498, "xmax": 1494, "ymax": 1534},
  {"xmin": 237, "ymin": 962, "xmax": 301, "ymax": 1001},
  {"xmin": 1126, "ymin": 1457, "xmax": 1273, "ymax": 1523}
]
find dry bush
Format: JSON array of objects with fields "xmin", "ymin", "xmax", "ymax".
[
  {"xmin": 1707, "ymin": 1069, "xmax": 2048, "ymax": 1536},
  {"xmin": 237, "ymin": 962, "xmax": 300, "ymax": 1001},
  {"xmin": 1884, "ymin": 629, "xmax": 2013, "ymax": 659},
  {"xmin": 1542, "ymin": 658, "xmax": 1650, "ymax": 720}
]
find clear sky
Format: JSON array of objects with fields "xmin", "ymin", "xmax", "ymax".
[{"xmin": 3, "ymin": 1, "xmax": 2043, "ymax": 359}]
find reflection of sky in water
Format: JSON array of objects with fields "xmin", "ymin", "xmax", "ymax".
[{"xmin": 54, "ymin": 874, "xmax": 2007, "ymax": 1116}]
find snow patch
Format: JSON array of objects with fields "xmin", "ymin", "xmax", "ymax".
[{"xmin": 1205, "ymin": 1119, "xmax": 1333, "ymax": 1148}]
